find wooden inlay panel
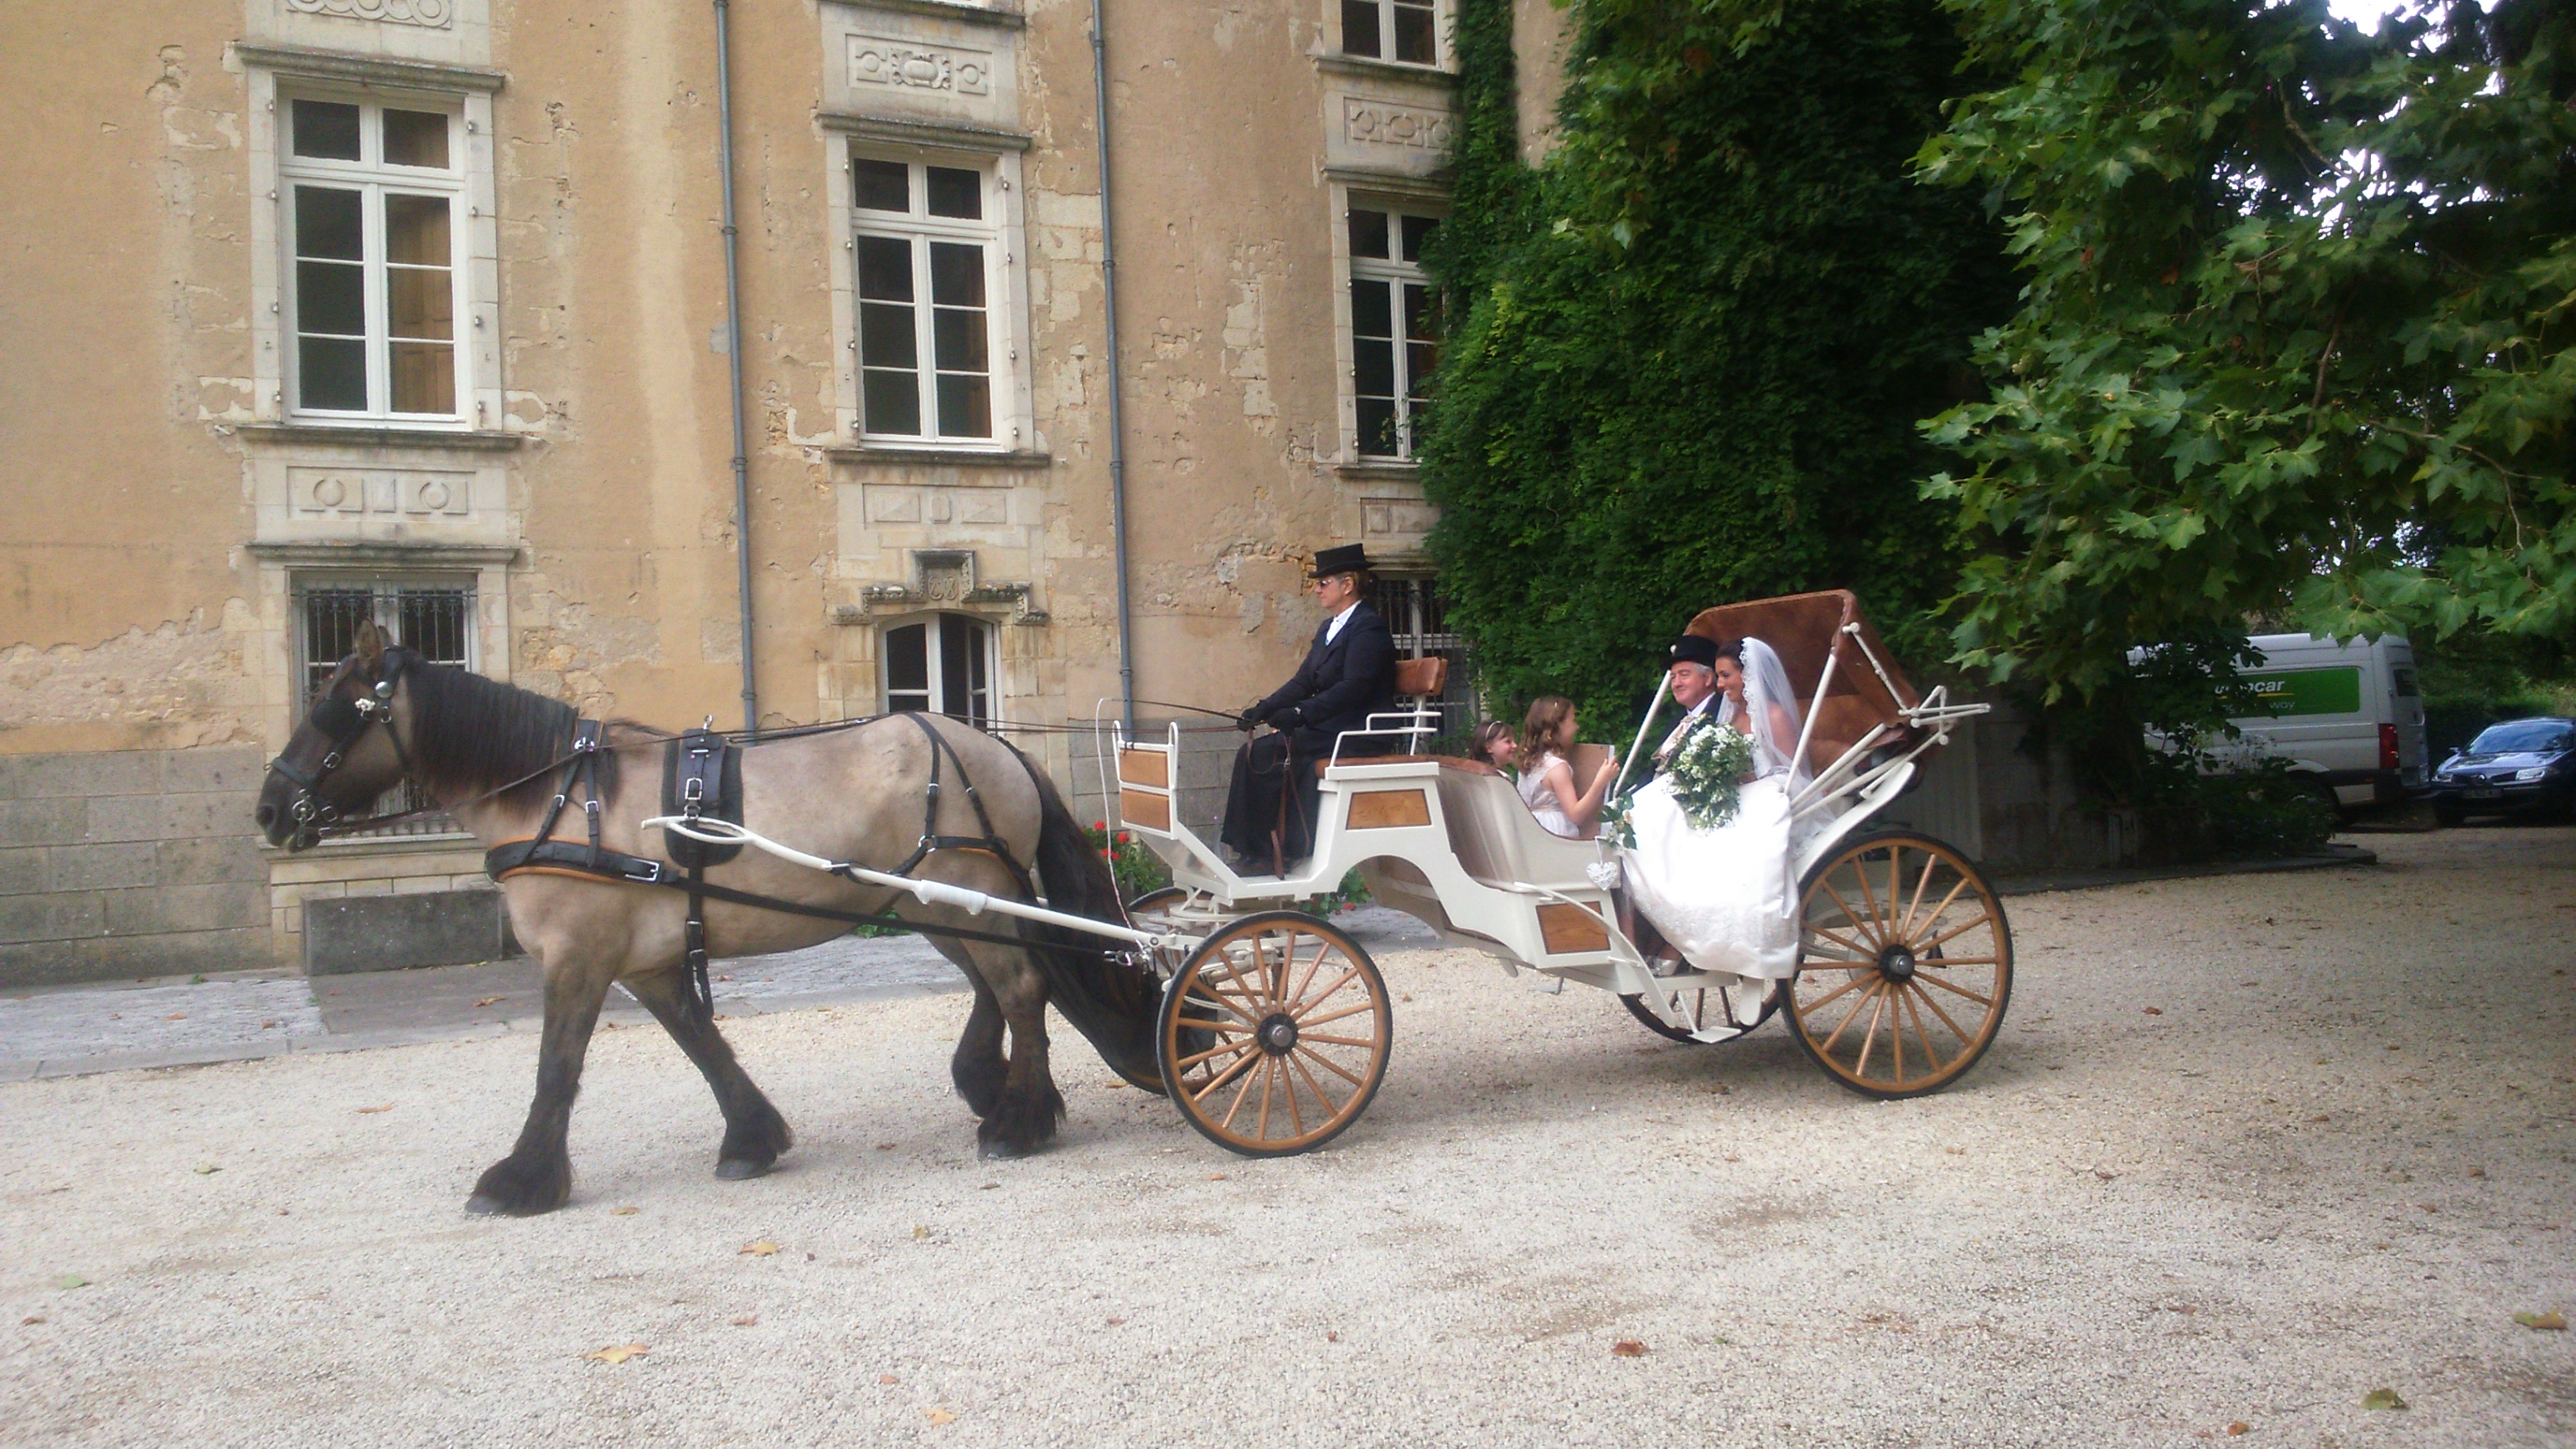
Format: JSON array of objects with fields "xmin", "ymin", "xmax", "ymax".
[
  {"xmin": 1537, "ymin": 902, "xmax": 1610, "ymax": 955},
  {"xmin": 1344, "ymin": 789, "xmax": 1432, "ymax": 830},
  {"xmin": 1117, "ymin": 749, "xmax": 1168, "ymax": 788},
  {"xmin": 1119, "ymin": 788, "xmax": 1170, "ymax": 832}
]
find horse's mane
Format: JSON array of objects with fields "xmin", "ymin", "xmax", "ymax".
[{"xmin": 400, "ymin": 651, "xmax": 625, "ymax": 807}]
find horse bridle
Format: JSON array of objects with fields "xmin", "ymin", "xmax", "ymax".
[{"xmin": 269, "ymin": 654, "xmax": 420, "ymax": 839}]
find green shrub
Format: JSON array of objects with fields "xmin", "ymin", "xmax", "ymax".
[{"xmin": 1084, "ymin": 822, "xmax": 1173, "ymax": 903}]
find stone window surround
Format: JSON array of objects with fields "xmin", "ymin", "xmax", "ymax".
[
  {"xmin": 1324, "ymin": 169, "xmax": 1447, "ymax": 470},
  {"xmin": 820, "ymin": 115, "xmax": 1038, "ymax": 456},
  {"xmin": 236, "ymin": 44, "xmax": 505, "ymax": 436}
]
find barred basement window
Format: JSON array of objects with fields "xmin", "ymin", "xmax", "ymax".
[
  {"xmin": 1369, "ymin": 573, "xmax": 1478, "ymax": 743},
  {"xmin": 296, "ymin": 578, "xmax": 476, "ymax": 836}
]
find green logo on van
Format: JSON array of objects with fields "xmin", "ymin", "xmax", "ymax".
[{"xmin": 2245, "ymin": 666, "xmax": 2363, "ymax": 716}]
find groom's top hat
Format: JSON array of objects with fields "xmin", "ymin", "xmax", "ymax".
[
  {"xmin": 1309, "ymin": 543, "xmax": 1375, "ymax": 578},
  {"xmin": 1668, "ymin": 634, "xmax": 1720, "ymax": 669}
]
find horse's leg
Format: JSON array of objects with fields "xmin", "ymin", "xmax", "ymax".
[
  {"xmin": 466, "ymin": 959, "xmax": 612, "ymax": 1216},
  {"xmin": 949, "ymin": 972, "xmax": 1010, "ymax": 1120},
  {"xmin": 975, "ymin": 949, "xmax": 1065, "ymax": 1160},
  {"xmin": 622, "ymin": 967, "xmax": 793, "ymax": 1180}
]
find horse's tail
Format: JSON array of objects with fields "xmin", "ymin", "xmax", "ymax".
[{"xmin": 1021, "ymin": 761, "xmax": 1166, "ymax": 1090}]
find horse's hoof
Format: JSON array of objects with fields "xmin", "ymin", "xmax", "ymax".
[
  {"xmin": 465, "ymin": 1193, "xmax": 509, "ymax": 1216},
  {"xmin": 976, "ymin": 1136, "xmax": 1037, "ymax": 1161},
  {"xmin": 715, "ymin": 1158, "xmax": 772, "ymax": 1181}
]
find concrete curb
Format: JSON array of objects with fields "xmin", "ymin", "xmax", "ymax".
[{"xmin": 1993, "ymin": 842, "xmax": 2377, "ymax": 897}]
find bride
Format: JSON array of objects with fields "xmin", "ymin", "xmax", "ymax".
[{"xmin": 1619, "ymin": 636, "xmax": 1808, "ymax": 996}]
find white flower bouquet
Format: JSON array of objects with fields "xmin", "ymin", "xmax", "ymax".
[{"xmin": 1600, "ymin": 722, "xmax": 1756, "ymax": 848}]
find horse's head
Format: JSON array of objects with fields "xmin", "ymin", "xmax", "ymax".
[{"xmin": 255, "ymin": 620, "xmax": 422, "ymax": 851}]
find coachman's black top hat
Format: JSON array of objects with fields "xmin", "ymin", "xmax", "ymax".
[{"xmin": 1309, "ymin": 543, "xmax": 1375, "ymax": 578}]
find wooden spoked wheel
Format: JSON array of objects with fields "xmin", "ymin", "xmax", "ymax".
[
  {"xmin": 1619, "ymin": 980, "xmax": 1778, "ymax": 1042},
  {"xmin": 1788, "ymin": 832, "xmax": 2011, "ymax": 1099},
  {"xmin": 1157, "ymin": 910, "xmax": 1392, "ymax": 1157}
]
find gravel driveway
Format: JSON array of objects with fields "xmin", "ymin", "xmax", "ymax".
[{"xmin": 2, "ymin": 828, "xmax": 2569, "ymax": 1447}]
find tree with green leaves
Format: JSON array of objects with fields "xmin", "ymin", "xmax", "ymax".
[
  {"xmin": 1420, "ymin": 0, "xmax": 2018, "ymax": 729},
  {"xmin": 1920, "ymin": 0, "xmax": 2576, "ymax": 701}
]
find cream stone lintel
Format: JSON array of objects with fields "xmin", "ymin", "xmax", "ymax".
[
  {"xmin": 1320, "ymin": 164, "xmax": 1451, "ymax": 199},
  {"xmin": 1313, "ymin": 54, "xmax": 1460, "ymax": 86},
  {"xmin": 245, "ymin": 541, "xmax": 521, "ymax": 568},
  {"xmin": 856, "ymin": 0, "xmax": 1028, "ymax": 30},
  {"xmin": 823, "ymin": 445, "xmax": 1051, "ymax": 471},
  {"xmin": 229, "ymin": 42, "xmax": 505, "ymax": 92},
  {"xmin": 1334, "ymin": 458, "xmax": 1422, "ymax": 481},
  {"xmin": 815, "ymin": 110, "xmax": 1032, "ymax": 153},
  {"xmin": 236, "ymin": 423, "xmax": 525, "ymax": 451}
]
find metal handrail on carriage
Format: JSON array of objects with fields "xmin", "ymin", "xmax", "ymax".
[{"xmin": 1105, "ymin": 589, "xmax": 2017, "ymax": 1158}]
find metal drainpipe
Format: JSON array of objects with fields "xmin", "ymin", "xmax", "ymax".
[
  {"xmin": 1089, "ymin": 0, "xmax": 1134, "ymax": 729},
  {"xmin": 715, "ymin": 0, "xmax": 759, "ymax": 737}
]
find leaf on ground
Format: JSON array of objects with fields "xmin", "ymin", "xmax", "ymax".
[
  {"xmin": 473, "ymin": 996, "xmax": 505, "ymax": 1007},
  {"xmin": 879, "ymin": 1374, "xmax": 899, "ymax": 1384},
  {"xmin": 56, "ymin": 1276, "xmax": 87, "ymax": 1290},
  {"xmin": 21, "ymin": 1315, "xmax": 44, "ymax": 1325},
  {"xmin": 163, "ymin": 1013, "xmax": 186, "ymax": 1022},
  {"xmin": 911, "ymin": 1225, "xmax": 929, "ymax": 1240},
  {"xmin": 925, "ymin": 1408, "xmax": 958, "ymax": 1426},
  {"xmin": 1103, "ymin": 1080, "xmax": 1128, "ymax": 1090},
  {"xmin": 610, "ymin": 1207, "xmax": 639, "ymax": 1217},
  {"xmin": 2514, "ymin": 1311, "xmax": 2567, "ymax": 1330},
  {"xmin": 1208, "ymin": 1173, "xmax": 1228, "ymax": 1181},
  {"xmin": 583, "ymin": 1344, "xmax": 648, "ymax": 1364},
  {"xmin": 874, "ymin": 1143, "xmax": 895, "ymax": 1151},
  {"xmin": 260, "ymin": 1020, "xmax": 279, "ymax": 1029},
  {"xmin": 739, "ymin": 1239, "xmax": 779, "ymax": 1256},
  {"xmin": 2360, "ymin": 1388, "xmax": 2408, "ymax": 1411},
  {"xmin": 2226, "ymin": 1422, "xmax": 2249, "ymax": 1436},
  {"xmin": 1611, "ymin": 1339, "xmax": 1647, "ymax": 1357},
  {"xmin": 354, "ymin": 1105, "xmax": 392, "ymax": 1115},
  {"xmin": 2142, "ymin": 1007, "xmax": 2163, "ymax": 1015},
  {"xmin": 730, "ymin": 1315, "xmax": 758, "ymax": 1327},
  {"xmin": 193, "ymin": 1164, "xmax": 220, "ymax": 1175}
]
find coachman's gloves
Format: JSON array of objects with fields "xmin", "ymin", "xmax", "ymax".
[{"xmin": 1236, "ymin": 705, "xmax": 1266, "ymax": 733}]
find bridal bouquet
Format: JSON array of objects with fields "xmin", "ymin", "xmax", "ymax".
[{"xmin": 1599, "ymin": 723, "xmax": 1757, "ymax": 848}]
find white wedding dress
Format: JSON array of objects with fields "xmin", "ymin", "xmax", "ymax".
[{"xmin": 1619, "ymin": 637, "xmax": 1808, "ymax": 987}]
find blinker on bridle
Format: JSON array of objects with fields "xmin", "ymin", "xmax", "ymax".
[{"xmin": 270, "ymin": 656, "xmax": 415, "ymax": 837}]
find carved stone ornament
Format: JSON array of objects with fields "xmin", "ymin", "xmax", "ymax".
[
  {"xmin": 910, "ymin": 549, "xmax": 977, "ymax": 603},
  {"xmin": 285, "ymin": 0, "xmax": 455, "ymax": 28},
  {"xmin": 849, "ymin": 37, "xmax": 993, "ymax": 97},
  {"xmin": 1344, "ymin": 100, "xmax": 1453, "ymax": 150}
]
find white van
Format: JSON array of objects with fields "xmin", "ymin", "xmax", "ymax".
[{"xmin": 2228, "ymin": 633, "xmax": 2427, "ymax": 811}]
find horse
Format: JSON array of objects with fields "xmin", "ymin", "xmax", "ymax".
[{"xmin": 253, "ymin": 622, "xmax": 1163, "ymax": 1216}]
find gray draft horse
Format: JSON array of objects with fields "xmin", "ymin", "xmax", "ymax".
[{"xmin": 254, "ymin": 623, "xmax": 1162, "ymax": 1216}]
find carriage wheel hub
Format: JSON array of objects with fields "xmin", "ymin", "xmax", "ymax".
[
  {"xmin": 1879, "ymin": 944, "xmax": 1917, "ymax": 981},
  {"xmin": 1256, "ymin": 1012, "xmax": 1300, "ymax": 1056}
]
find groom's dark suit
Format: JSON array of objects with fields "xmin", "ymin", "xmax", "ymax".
[{"xmin": 1219, "ymin": 600, "xmax": 1399, "ymax": 870}]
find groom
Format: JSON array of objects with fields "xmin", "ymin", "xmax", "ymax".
[
  {"xmin": 1645, "ymin": 633, "xmax": 1726, "ymax": 781},
  {"xmin": 1217, "ymin": 544, "xmax": 1399, "ymax": 875}
]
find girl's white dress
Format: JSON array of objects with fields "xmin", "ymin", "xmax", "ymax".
[
  {"xmin": 1515, "ymin": 750, "xmax": 1582, "ymax": 839},
  {"xmin": 1617, "ymin": 637, "xmax": 1808, "ymax": 983}
]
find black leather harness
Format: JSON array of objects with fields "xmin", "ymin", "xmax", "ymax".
[{"xmin": 484, "ymin": 712, "xmax": 1058, "ymax": 1018}]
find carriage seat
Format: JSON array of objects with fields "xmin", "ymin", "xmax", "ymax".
[
  {"xmin": 1315, "ymin": 654, "xmax": 1451, "ymax": 778},
  {"xmin": 1429, "ymin": 757, "xmax": 1601, "ymax": 892}
]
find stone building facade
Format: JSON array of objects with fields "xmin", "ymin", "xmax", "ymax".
[{"xmin": 0, "ymin": 0, "xmax": 1583, "ymax": 986}]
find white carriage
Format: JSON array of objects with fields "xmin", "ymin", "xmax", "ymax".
[{"xmin": 1110, "ymin": 590, "xmax": 2013, "ymax": 1156}]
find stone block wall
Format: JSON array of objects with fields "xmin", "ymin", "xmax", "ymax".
[{"xmin": 0, "ymin": 747, "xmax": 271, "ymax": 987}]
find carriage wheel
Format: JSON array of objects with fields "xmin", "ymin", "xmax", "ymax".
[
  {"xmin": 1619, "ymin": 980, "xmax": 1778, "ymax": 1042},
  {"xmin": 1157, "ymin": 910, "xmax": 1392, "ymax": 1157},
  {"xmin": 1788, "ymin": 832, "xmax": 2011, "ymax": 1099}
]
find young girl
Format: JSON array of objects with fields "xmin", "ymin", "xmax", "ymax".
[
  {"xmin": 1469, "ymin": 720, "xmax": 1517, "ymax": 773},
  {"xmin": 1514, "ymin": 695, "xmax": 1620, "ymax": 839}
]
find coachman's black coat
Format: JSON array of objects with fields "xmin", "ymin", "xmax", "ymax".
[{"xmin": 1218, "ymin": 600, "xmax": 1401, "ymax": 869}]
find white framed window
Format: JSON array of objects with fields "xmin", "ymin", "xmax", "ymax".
[
  {"xmin": 1342, "ymin": 0, "xmax": 1442, "ymax": 66},
  {"xmin": 295, "ymin": 574, "xmax": 477, "ymax": 835},
  {"xmin": 852, "ymin": 154, "xmax": 1006, "ymax": 444},
  {"xmin": 279, "ymin": 95, "xmax": 470, "ymax": 422},
  {"xmin": 881, "ymin": 613, "xmax": 994, "ymax": 725},
  {"xmin": 1347, "ymin": 202, "xmax": 1442, "ymax": 459}
]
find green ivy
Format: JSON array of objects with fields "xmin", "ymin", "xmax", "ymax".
[{"xmin": 1420, "ymin": 0, "xmax": 2019, "ymax": 733}]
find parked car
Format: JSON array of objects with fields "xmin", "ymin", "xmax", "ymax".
[{"xmin": 2427, "ymin": 716, "xmax": 2576, "ymax": 824}]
